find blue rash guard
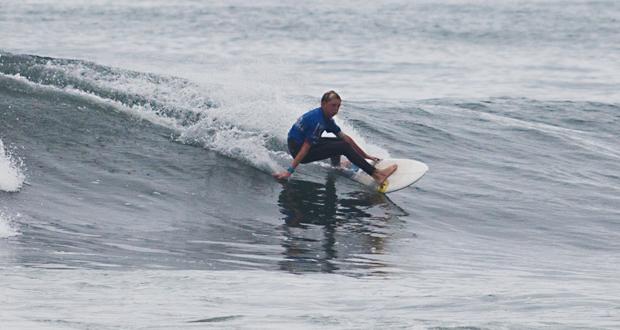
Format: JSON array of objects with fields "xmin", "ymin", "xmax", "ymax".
[{"xmin": 287, "ymin": 107, "xmax": 342, "ymax": 145}]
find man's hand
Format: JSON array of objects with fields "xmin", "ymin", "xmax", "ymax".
[{"xmin": 273, "ymin": 171, "xmax": 292, "ymax": 180}]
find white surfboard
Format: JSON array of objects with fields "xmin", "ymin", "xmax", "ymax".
[{"xmin": 337, "ymin": 158, "xmax": 428, "ymax": 193}]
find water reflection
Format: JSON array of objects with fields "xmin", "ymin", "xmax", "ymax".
[{"xmin": 277, "ymin": 174, "xmax": 406, "ymax": 274}]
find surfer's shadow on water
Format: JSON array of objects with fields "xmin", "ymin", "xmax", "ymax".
[{"xmin": 275, "ymin": 174, "xmax": 407, "ymax": 275}]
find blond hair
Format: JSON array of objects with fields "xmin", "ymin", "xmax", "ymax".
[{"xmin": 321, "ymin": 90, "xmax": 341, "ymax": 104}]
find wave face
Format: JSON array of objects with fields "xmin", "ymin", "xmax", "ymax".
[{"xmin": 0, "ymin": 52, "xmax": 287, "ymax": 173}]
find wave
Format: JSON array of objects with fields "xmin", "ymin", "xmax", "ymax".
[
  {"xmin": 472, "ymin": 108, "xmax": 620, "ymax": 160},
  {"xmin": 421, "ymin": 98, "xmax": 620, "ymax": 161},
  {"xmin": 0, "ymin": 52, "xmax": 385, "ymax": 174},
  {"xmin": 0, "ymin": 139, "xmax": 25, "ymax": 192}
]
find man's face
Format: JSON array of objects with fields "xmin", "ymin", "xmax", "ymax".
[{"xmin": 322, "ymin": 99, "xmax": 341, "ymax": 118}]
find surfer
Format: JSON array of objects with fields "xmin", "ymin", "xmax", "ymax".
[{"xmin": 273, "ymin": 91, "xmax": 397, "ymax": 184}]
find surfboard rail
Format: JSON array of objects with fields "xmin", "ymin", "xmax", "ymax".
[{"xmin": 337, "ymin": 158, "xmax": 428, "ymax": 193}]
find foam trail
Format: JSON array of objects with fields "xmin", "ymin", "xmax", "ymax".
[{"xmin": 0, "ymin": 139, "xmax": 25, "ymax": 192}]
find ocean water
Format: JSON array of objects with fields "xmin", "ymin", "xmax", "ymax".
[{"xmin": 1, "ymin": 0, "xmax": 619, "ymax": 329}]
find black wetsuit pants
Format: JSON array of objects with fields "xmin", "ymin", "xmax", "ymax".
[{"xmin": 288, "ymin": 137, "xmax": 375, "ymax": 175}]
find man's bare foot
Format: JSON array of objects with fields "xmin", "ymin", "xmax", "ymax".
[{"xmin": 372, "ymin": 164, "xmax": 398, "ymax": 185}]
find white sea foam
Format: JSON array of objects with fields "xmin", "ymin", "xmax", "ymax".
[
  {"xmin": 0, "ymin": 139, "xmax": 25, "ymax": 193},
  {"xmin": 178, "ymin": 61, "xmax": 390, "ymax": 172},
  {"xmin": 0, "ymin": 211, "xmax": 19, "ymax": 238}
]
